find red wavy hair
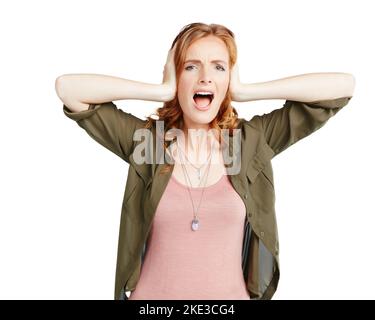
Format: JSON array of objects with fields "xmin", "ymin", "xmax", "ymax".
[{"xmin": 143, "ymin": 22, "xmax": 240, "ymax": 174}]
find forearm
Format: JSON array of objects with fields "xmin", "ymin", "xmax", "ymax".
[
  {"xmin": 236, "ymin": 72, "xmax": 355, "ymax": 103},
  {"xmin": 55, "ymin": 73, "xmax": 173, "ymax": 105}
]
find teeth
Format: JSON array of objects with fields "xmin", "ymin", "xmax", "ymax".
[{"xmin": 195, "ymin": 92, "xmax": 213, "ymax": 95}]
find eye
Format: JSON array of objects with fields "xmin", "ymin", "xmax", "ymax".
[
  {"xmin": 185, "ymin": 64, "xmax": 225, "ymax": 71},
  {"xmin": 185, "ymin": 65, "xmax": 195, "ymax": 71}
]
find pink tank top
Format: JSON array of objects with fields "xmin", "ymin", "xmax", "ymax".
[{"xmin": 128, "ymin": 173, "xmax": 251, "ymax": 300}]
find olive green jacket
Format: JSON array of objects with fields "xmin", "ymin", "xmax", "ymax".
[{"xmin": 63, "ymin": 96, "xmax": 352, "ymax": 300}]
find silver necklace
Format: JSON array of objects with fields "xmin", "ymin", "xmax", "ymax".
[
  {"xmin": 176, "ymin": 140, "xmax": 213, "ymax": 231},
  {"xmin": 176, "ymin": 141, "xmax": 213, "ymax": 181}
]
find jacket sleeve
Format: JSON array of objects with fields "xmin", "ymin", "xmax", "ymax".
[
  {"xmin": 63, "ymin": 101, "xmax": 147, "ymax": 163},
  {"xmin": 250, "ymin": 96, "xmax": 352, "ymax": 157}
]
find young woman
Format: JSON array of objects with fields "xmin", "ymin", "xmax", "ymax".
[{"xmin": 56, "ymin": 22, "xmax": 355, "ymax": 300}]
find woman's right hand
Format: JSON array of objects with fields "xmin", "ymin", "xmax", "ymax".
[{"xmin": 161, "ymin": 44, "xmax": 177, "ymax": 102}]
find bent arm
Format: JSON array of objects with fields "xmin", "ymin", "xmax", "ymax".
[
  {"xmin": 235, "ymin": 72, "xmax": 355, "ymax": 103},
  {"xmin": 55, "ymin": 73, "xmax": 174, "ymax": 113}
]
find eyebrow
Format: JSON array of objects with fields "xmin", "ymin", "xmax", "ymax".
[{"xmin": 184, "ymin": 59, "xmax": 228, "ymax": 66}]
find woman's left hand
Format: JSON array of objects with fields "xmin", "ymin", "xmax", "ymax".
[
  {"xmin": 229, "ymin": 62, "xmax": 243, "ymax": 102},
  {"xmin": 162, "ymin": 44, "xmax": 177, "ymax": 101}
]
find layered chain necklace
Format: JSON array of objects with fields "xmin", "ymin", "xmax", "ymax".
[
  {"xmin": 176, "ymin": 139, "xmax": 213, "ymax": 181},
  {"xmin": 176, "ymin": 139, "xmax": 213, "ymax": 231}
]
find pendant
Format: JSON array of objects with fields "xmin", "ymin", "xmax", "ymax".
[
  {"xmin": 191, "ymin": 218, "xmax": 199, "ymax": 231},
  {"xmin": 197, "ymin": 168, "xmax": 201, "ymax": 180}
]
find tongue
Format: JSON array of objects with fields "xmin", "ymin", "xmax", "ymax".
[{"xmin": 194, "ymin": 96, "xmax": 211, "ymax": 107}]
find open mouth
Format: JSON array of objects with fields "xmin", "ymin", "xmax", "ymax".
[{"xmin": 192, "ymin": 93, "xmax": 214, "ymax": 110}]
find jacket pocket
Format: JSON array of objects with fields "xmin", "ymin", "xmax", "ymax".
[
  {"xmin": 123, "ymin": 181, "xmax": 137, "ymax": 205},
  {"xmin": 246, "ymin": 143, "xmax": 276, "ymax": 211},
  {"xmin": 128, "ymin": 152, "xmax": 150, "ymax": 186},
  {"xmin": 123, "ymin": 165, "xmax": 141, "ymax": 204},
  {"xmin": 246, "ymin": 142, "xmax": 275, "ymax": 184}
]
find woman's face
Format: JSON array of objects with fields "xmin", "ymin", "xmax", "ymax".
[{"xmin": 177, "ymin": 35, "xmax": 230, "ymax": 131}]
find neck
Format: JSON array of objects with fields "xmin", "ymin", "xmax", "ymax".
[{"xmin": 176, "ymin": 125, "xmax": 220, "ymax": 165}]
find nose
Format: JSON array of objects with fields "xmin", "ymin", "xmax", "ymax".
[
  {"xmin": 199, "ymin": 67, "xmax": 212, "ymax": 84},
  {"xmin": 199, "ymin": 77, "xmax": 212, "ymax": 84}
]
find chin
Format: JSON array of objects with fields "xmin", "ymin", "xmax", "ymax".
[
  {"xmin": 181, "ymin": 103, "xmax": 220, "ymax": 124},
  {"xmin": 190, "ymin": 113, "xmax": 217, "ymax": 125},
  {"xmin": 193, "ymin": 119, "xmax": 214, "ymax": 125}
]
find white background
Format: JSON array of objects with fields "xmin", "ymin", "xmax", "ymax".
[{"xmin": 0, "ymin": 0, "xmax": 373, "ymax": 300}]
